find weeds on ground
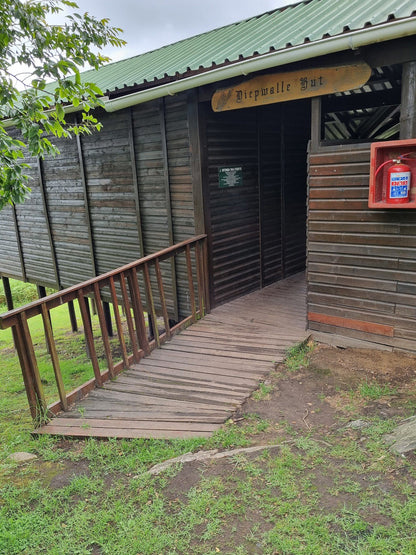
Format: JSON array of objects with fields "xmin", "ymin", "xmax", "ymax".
[
  {"xmin": 252, "ymin": 381, "xmax": 272, "ymax": 401},
  {"xmin": 285, "ymin": 339, "xmax": 314, "ymax": 372},
  {"xmin": 359, "ymin": 381, "xmax": 398, "ymax": 400}
]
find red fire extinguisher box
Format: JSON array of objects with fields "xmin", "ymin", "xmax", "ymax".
[{"xmin": 369, "ymin": 138, "xmax": 416, "ymax": 209}]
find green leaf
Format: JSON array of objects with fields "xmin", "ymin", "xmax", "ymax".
[{"xmin": 0, "ymin": 0, "xmax": 124, "ymax": 207}]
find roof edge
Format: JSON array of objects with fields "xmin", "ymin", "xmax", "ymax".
[{"xmin": 104, "ymin": 17, "xmax": 416, "ymax": 112}]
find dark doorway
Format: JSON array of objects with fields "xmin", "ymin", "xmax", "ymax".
[{"xmin": 203, "ymin": 99, "xmax": 311, "ymax": 307}]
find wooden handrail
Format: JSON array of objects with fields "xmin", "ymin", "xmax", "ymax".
[
  {"xmin": 1, "ymin": 235, "xmax": 208, "ymax": 424},
  {"xmin": 0, "ymin": 234, "xmax": 207, "ymax": 329}
]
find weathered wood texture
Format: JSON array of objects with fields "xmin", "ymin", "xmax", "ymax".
[
  {"xmin": 0, "ymin": 206, "xmax": 22, "ymax": 279},
  {"xmin": 35, "ymin": 273, "xmax": 307, "ymax": 439},
  {"xmin": 0, "ymin": 235, "xmax": 208, "ymax": 422},
  {"xmin": 203, "ymin": 100, "xmax": 309, "ymax": 307},
  {"xmin": 12, "ymin": 154, "xmax": 58, "ymax": 287},
  {"xmin": 308, "ymin": 147, "xmax": 416, "ymax": 351},
  {"xmin": 0, "ymin": 94, "xmax": 197, "ymax": 318}
]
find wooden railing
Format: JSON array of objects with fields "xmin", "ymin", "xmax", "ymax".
[{"xmin": 0, "ymin": 235, "xmax": 209, "ymax": 425}]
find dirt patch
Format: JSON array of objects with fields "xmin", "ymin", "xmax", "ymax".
[{"xmin": 236, "ymin": 344, "xmax": 416, "ymax": 436}]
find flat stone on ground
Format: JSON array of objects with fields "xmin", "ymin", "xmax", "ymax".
[
  {"xmin": 384, "ymin": 416, "xmax": 416, "ymax": 454},
  {"xmin": 8, "ymin": 452, "xmax": 38, "ymax": 463}
]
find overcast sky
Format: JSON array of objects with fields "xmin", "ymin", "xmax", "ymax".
[{"xmin": 70, "ymin": 0, "xmax": 295, "ymax": 62}]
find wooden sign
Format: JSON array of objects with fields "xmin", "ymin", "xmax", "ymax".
[{"xmin": 211, "ymin": 62, "xmax": 371, "ymax": 112}]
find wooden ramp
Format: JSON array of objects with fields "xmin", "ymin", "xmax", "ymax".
[{"xmin": 36, "ymin": 273, "xmax": 307, "ymax": 439}]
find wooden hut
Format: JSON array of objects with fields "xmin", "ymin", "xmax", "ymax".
[{"xmin": 1, "ymin": 0, "xmax": 416, "ymax": 351}]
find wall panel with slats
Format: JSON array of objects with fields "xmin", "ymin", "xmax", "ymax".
[{"xmin": 308, "ymin": 147, "xmax": 416, "ymax": 351}]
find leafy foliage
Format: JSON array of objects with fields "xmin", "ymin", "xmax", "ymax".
[{"xmin": 0, "ymin": 0, "xmax": 125, "ymax": 208}]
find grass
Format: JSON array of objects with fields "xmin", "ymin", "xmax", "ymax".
[
  {"xmin": 1, "ymin": 281, "xmax": 416, "ymax": 554},
  {"xmin": 285, "ymin": 338, "xmax": 314, "ymax": 371},
  {"xmin": 251, "ymin": 381, "xmax": 272, "ymax": 401},
  {"xmin": 359, "ymin": 381, "xmax": 398, "ymax": 400}
]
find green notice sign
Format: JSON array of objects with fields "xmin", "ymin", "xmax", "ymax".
[{"xmin": 218, "ymin": 166, "xmax": 243, "ymax": 189}]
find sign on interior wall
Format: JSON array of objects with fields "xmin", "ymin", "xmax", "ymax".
[
  {"xmin": 218, "ymin": 166, "xmax": 243, "ymax": 189},
  {"xmin": 211, "ymin": 62, "xmax": 371, "ymax": 112}
]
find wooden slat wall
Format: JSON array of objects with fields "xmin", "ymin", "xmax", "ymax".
[
  {"xmin": 132, "ymin": 102, "xmax": 167, "ymax": 255},
  {"xmin": 283, "ymin": 101, "xmax": 310, "ymax": 277},
  {"xmin": 308, "ymin": 147, "xmax": 416, "ymax": 351},
  {"xmin": 0, "ymin": 95, "xmax": 196, "ymax": 319},
  {"xmin": 259, "ymin": 101, "xmax": 309, "ymax": 286},
  {"xmin": 259, "ymin": 106, "xmax": 283, "ymax": 286},
  {"xmin": 205, "ymin": 108, "xmax": 260, "ymax": 306},
  {"xmin": 0, "ymin": 206, "xmax": 23, "ymax": 279},
  {"xmin": 132, "ymin": 101, "xmax": 174, "ymax": 314},
  {"xmin": 81, "ymin": 109, "xmax": 142, "ymax": 275},
  {"xmin": 14, "ymin": 157, "xmax": 57, "ymax": 287},
  {"xmin": 165, "ymin": 95, "xmax": 197, "ymax": 316},
  {"xmin": 40, "ymin": 134, "xmax": 95, "ymax": 288}
]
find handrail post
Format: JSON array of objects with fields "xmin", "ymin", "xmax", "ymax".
[
  {"xmin": 93, "ymin": 283, "xmax": 115, "ymax": 379},
  {"xmin": 78, "ymin": 290, "xmax": 102, "ymax": 386},
  {"xmin": 195, "ymin": 240, "xmax": 205, "ymax": 317},
  {"xmin": 155, "ymin": 258, "xmax": 171, "ymax": 339},
  {"xmin": 109, "ymin": 276, "xmax": 129, "ymax": 368},
  {"xmin": 15, "ymin": 313, "xmax": 47, "ymax": 423},
  {"xmin": 185, "ymin": 244, "xmax": 197, "ymax": 322},
  {"xmin": 143, "ymin": 263, "xmax": 160, "ymax": 347},
  {"xmin": 41, "ymin": 304, "xmax": 68, "ymax": 411},
  {"xmin": 128, "ymin": 268, "xmax": 150, "ymax": 355},
  {"xmin": 202, "ymin": 237, "xmax": 211, "ymax": 313},
  {"xmin": 119, "ymin": 271, "xmax": 140, "ymax": 361}
]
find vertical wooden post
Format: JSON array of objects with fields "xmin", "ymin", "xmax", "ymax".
[
  {"xmin": 257, "ymin": 112, "xmax": 264, "ymax": 289},
  {"xmin": 11, "ymin": 205, "xmax": 27, "ymax": 282},
  {"xmin": 68, "ymin": 300, "xmax": 78, "ymax": 332},
  {"xmin": 310, "ymin": 97, "xmax": 322, "ymax": 152},
  {"xmin": 2, "ymin": 276, "xmax": 14, "ymax": 311},
  {"xmin": 195, "ymin": 241, "xmax": 205, "ymax": 317},
  {"xmin": 400, "ymin": 61, "xmax": 416, "ymax": 139},
  {"xmin": 37, "ymin": 158, "xmax": 60, "ymax": 289},
  {"xmin": 37, "ymin": 284, "xmax": 51, "ymax": 354},
  {"xmin": 128, "ymin": 268, "xmax": 150, "ymax": 355},
  {"xmin": 160, "ymin": 98, "xmax": 179, "ymax": 321},
  {"xmin": 103, "ymin": 301, "xmax": 114, "ymax": 337},
  {"xmin": 76, "ymin": 115, "xmax": 98, "ymax": 278},
  {"xmin": 41, "ymin": 303, "xmax": 67, "ymax": 411},
  {"xmin": 185, "ymin": 245, "xmax": 197, "ymax": 322},
  {"xmin": 202, "ymin": 238, "xmax": 211, "ymax": 313},
  {"xmin": 119, "ymin": 272, "xmax": 140, "ymax": 361},
  {"xmin": 16, "ymin": 313, "xmax": 47, "ymax": 423},
  {"xmin": 128, "ymin": 108, "xmax": 145, "ymax": 259},
  {"xmin": 2, "ymin": 276, "xmax": 19, "ymax": 353},
  {"xmin": 109, "ymin": 276, "xmax": 129, "ymax": 368},
  {"xmin": 78, "ymin": 290, "xmax": 102, "ymax": 386},
  {"xmin": 143, "ymin": 263, "xmax": 160, "ymax": 347},
  {"xmin": 280, "ymin": 109, "xmax": 287, "ymax": 278},
  {"xmin": 155, "ymin": 258, "xmax": 171, "ymax": 339},
  {"xmin": 37, "ymin": 285, "xmax": 47, "ymax": 298},
  {"xmin": 93, "ymin": 283, "xmax": 114, "ymax": 378}
]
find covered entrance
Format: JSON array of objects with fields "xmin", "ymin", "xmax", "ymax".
[{"xmin": 202, "ymin": 99, "xmax": 311, "ymax": 307}]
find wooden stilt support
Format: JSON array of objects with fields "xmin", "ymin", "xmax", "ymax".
[
  {"xmin": 103, "ymin": 301, "xmax": 113, "ymax": 337},
  {"xmin": 68, "ymin": 300, "xmax": 78, "ymax": 332}
]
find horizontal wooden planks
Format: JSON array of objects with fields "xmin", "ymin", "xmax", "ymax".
[
  {"xmin": 35, "ymin": 273, "xmax": 307, "ymax": 439},
  {"xmin": 307, "ymin": 146, "xmax": 416, "ymax": 350}
]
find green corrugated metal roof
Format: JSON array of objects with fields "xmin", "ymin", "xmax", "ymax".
[{"xmin": 79, "ymin": 0, "xmax": 416, "ymax": 95}]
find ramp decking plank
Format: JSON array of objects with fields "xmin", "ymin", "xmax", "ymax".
[{"xmin": 35, "ymin": 273, "xmax": 307, "ymax": 439}]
